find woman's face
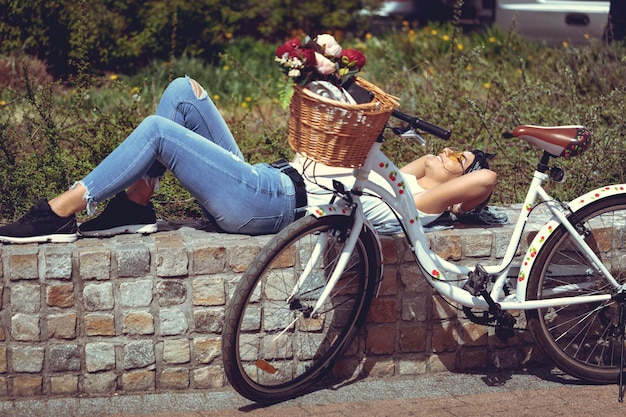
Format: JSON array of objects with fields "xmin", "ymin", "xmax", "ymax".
[{"xmin": 436, "ymin": 148, "xmax": 475, "ymax": 177}]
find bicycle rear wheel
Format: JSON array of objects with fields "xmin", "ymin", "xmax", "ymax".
[
  {"xmin": 222, "ymin": 215, "xmax": 381, "ymax": 403},
  {"xmin": 527, "ymin": 195, "xmax": 626, "ymax": 383}
]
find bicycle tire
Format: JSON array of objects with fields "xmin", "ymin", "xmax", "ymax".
[
  {"xmin": 527, "ymin": 194, "xmax": 626, "ymax": 383},
  {"xmin": 222, "ymin": 214, "xmax": 381, "ymax": 403}
]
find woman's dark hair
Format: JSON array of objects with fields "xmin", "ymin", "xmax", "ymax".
[{"xmin": 464, "ymin": 150, "xmax": 496, "ymax": 174}]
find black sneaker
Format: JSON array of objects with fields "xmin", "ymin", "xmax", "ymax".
[
  {"xmin": 0, "ymin": 198, "xmax": 78, "ymax": 244},
  {"xmin": 79, "ymin": 191, "xmax": 157, "ymax": 237}
]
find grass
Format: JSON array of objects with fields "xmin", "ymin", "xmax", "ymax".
[{"xmin": 1, "ymin": 23, "xmax": 625, "ymax": 221}]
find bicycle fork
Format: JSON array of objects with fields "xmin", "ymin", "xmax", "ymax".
[
  {"xmin": 288, "ymin": 211, "xmax": 365, "ymax": 318},
  {"xmin": 254, "ymin": 212, "xmax": 365, "ymax": 374}
]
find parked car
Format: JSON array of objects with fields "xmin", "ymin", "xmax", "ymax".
[
  {"xmin": 495, "ymin": 0, "xmax": 610, "ymax": 42},
  {"xmin": 371, "ymin": 0, "xmax": 610, "ymax": 42},
  {"xmin": 371, "ymin": 0, "xmax": 487, "ymax": 25}
]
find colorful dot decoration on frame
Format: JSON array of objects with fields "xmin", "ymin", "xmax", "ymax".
[
  {"xmin": 314, "ymin": 206, "xmax": 350, "ymax": 217},
  {"xmin": 579, "ymin": 185, "xmax": 625, "ymax": 205}
]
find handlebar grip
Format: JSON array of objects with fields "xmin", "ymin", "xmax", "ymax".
[
  {"xmin": 391, "ymin": 109, "xmax": 413, "ymax": 123},
  {"xmin": 414, "ymin": 119, "xmax": 451, "ymax": 140},
  {"xmin": 391, "ymin": 109, "xmax": 451, "ymax": 140}
]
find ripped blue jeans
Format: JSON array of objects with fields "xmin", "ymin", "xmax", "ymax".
[{"xmin": 78, "ymin": 76, "xmax": 297, "ymax": 234}]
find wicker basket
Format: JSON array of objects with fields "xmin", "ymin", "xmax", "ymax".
[{"xmin": 288, "ymin": 78, "xmax": 399, "ymax": 168}]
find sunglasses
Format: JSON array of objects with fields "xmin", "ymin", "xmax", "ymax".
[{"xmin": 447, "ymin": 150, "xmax": 468, "ymax": 170}]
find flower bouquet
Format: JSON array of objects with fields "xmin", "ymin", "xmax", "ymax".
[
  {"xmin": 274, "ymin": 34, "xmax": 367, "ymax": 109},
  {"xmin": 275, "ymin": 34, "xmax": 399, "ymax": 168}
]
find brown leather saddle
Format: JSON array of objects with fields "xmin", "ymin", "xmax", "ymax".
[{"xmin": 513, "ymin": 125, "xmax": 592, "ymax": 157}]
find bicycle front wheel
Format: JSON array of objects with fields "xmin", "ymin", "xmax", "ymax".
[
  {"xmin": 222, "ymin": 215, "xmax": 380, "ymax": 403},
  {"xmin": 527, "ymin": 195, "xmax": 626, "ymax": 383}
]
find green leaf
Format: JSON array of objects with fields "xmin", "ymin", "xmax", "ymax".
[{"xmin": 277, "ymin": 77, "xmax": 295, "ymax": 110}]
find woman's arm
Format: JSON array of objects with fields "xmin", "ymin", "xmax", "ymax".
[{"xmin": 413, "ymin": 169, "xmax": 497, "ymax": 215}]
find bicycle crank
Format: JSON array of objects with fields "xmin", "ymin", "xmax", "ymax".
[{"xmin": 463, "ymin": 264, "xmax": 516, "ymax": 343}]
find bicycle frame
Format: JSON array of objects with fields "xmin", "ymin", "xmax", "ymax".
[{"xmin": 306, "ymin": 140, "xmax": 626, "ymax": 315}]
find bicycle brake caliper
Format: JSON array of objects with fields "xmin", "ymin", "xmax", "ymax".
[{"xmin": 331, "ymin": 179, "xmax": 356, "ymax": 243}]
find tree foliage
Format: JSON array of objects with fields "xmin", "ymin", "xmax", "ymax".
[{"xmin": 0, "ymin": 0, "xmax": 377, "ymax": 76}]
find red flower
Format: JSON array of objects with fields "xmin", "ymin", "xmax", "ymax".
[
  {"xmin": 341, "ymin": 49, "xmax": 367, "ymax": 70},
  {"xmin": 275, "ymin": 37, "xmax": 302, "ymax": 58},
  {"xmin": 299, "ymin": 48, "xmax": 316, "ymax": 67},
  {"xmin": 275, "ymin": 38, "xmax": 316, "ymax": 68}
]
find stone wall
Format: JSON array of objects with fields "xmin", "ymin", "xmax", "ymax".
[{"xmin": 0, "ymin": 208, "xmax": 548, "ymax": 399}]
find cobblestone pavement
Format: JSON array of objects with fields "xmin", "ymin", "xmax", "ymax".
[{"xmin": 1, "ymin": 368, "xmax": 625, "ymax": 417}]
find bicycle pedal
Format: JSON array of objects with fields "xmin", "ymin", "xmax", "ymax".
[{"xmin": 463, "ymin": 264, "xmax": 490, "ymax": 296}]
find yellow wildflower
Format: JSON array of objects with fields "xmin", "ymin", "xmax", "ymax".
[
  {"xmin": 457, "ymin": 43, "xmax": 464, "ymax": 51},
  {"xmin": 431, "ymin": 29, "xmax": 438, "ymax": 36},
  {"xmin": 562, "ymin": 41, "xmax": 569, "ymax": 48},
  {"xmin": 489, "ymin": 37, "xmax": 496, "ymax": 43},
  {"xmin": 109, "ymin": 74, "xmax": 118, "ymax": 81},
  {"xmin": 0, "ymin": 100, "xmax": 6, "ymax": 107},
  {"xmin": 423, "ymin": 66, "xmax": 435, "ymax": 79},
  {"xmin": 213, "ymin": 94, "xmax": 220, "ymax": 101},
  {"xmin": 225, "ymin": 32, "xmax": 233, "ymax": 40},
  {"xmin": 442, "ymin": 35, "xmax": 450, "ymax": 42},
  {"xmin": 365, "ymin": 33, "xmax": 373, "ymax": 41},
  {"xmin": 241, "ymin": 102, "xmax": 248, "ymax": 108},
  {"xmin": 483, "ymin": 82, "xmax": 491, "ymax": 89}
]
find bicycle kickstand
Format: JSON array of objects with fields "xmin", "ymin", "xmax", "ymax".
[{"xmin": 618, "ymin": 297, "xmax": 625, "ymax": 403}]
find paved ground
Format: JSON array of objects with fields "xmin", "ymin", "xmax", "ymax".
[{"xmin": 1, "ymin": 368, "xmax": 625, "ymax": 417}]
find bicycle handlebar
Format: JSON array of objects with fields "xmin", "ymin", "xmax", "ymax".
[{"xmin": 391, "ymin": 109, "xmax": 452, "ymax": 140}]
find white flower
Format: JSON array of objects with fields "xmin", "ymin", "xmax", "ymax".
[
  {"xmin": 314, "ymin": 52, "xmax": 337, "ymax": 75},
  {"xmin": 315, "ymin": 34, "xmax": 342, "ymax": 58},
  {"xmin": 290, "ymin": 57, "xmax": 304, "ymax": 69}
]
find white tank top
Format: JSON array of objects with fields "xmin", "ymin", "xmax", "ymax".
[{"xmin": 292, "ymin": 155, "xmax": 443, "ymax": 227}]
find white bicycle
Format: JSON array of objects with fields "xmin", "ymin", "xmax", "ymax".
[{"xmin": 222, "ymin": 108, "xmax": 626, "ymax": 403}]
